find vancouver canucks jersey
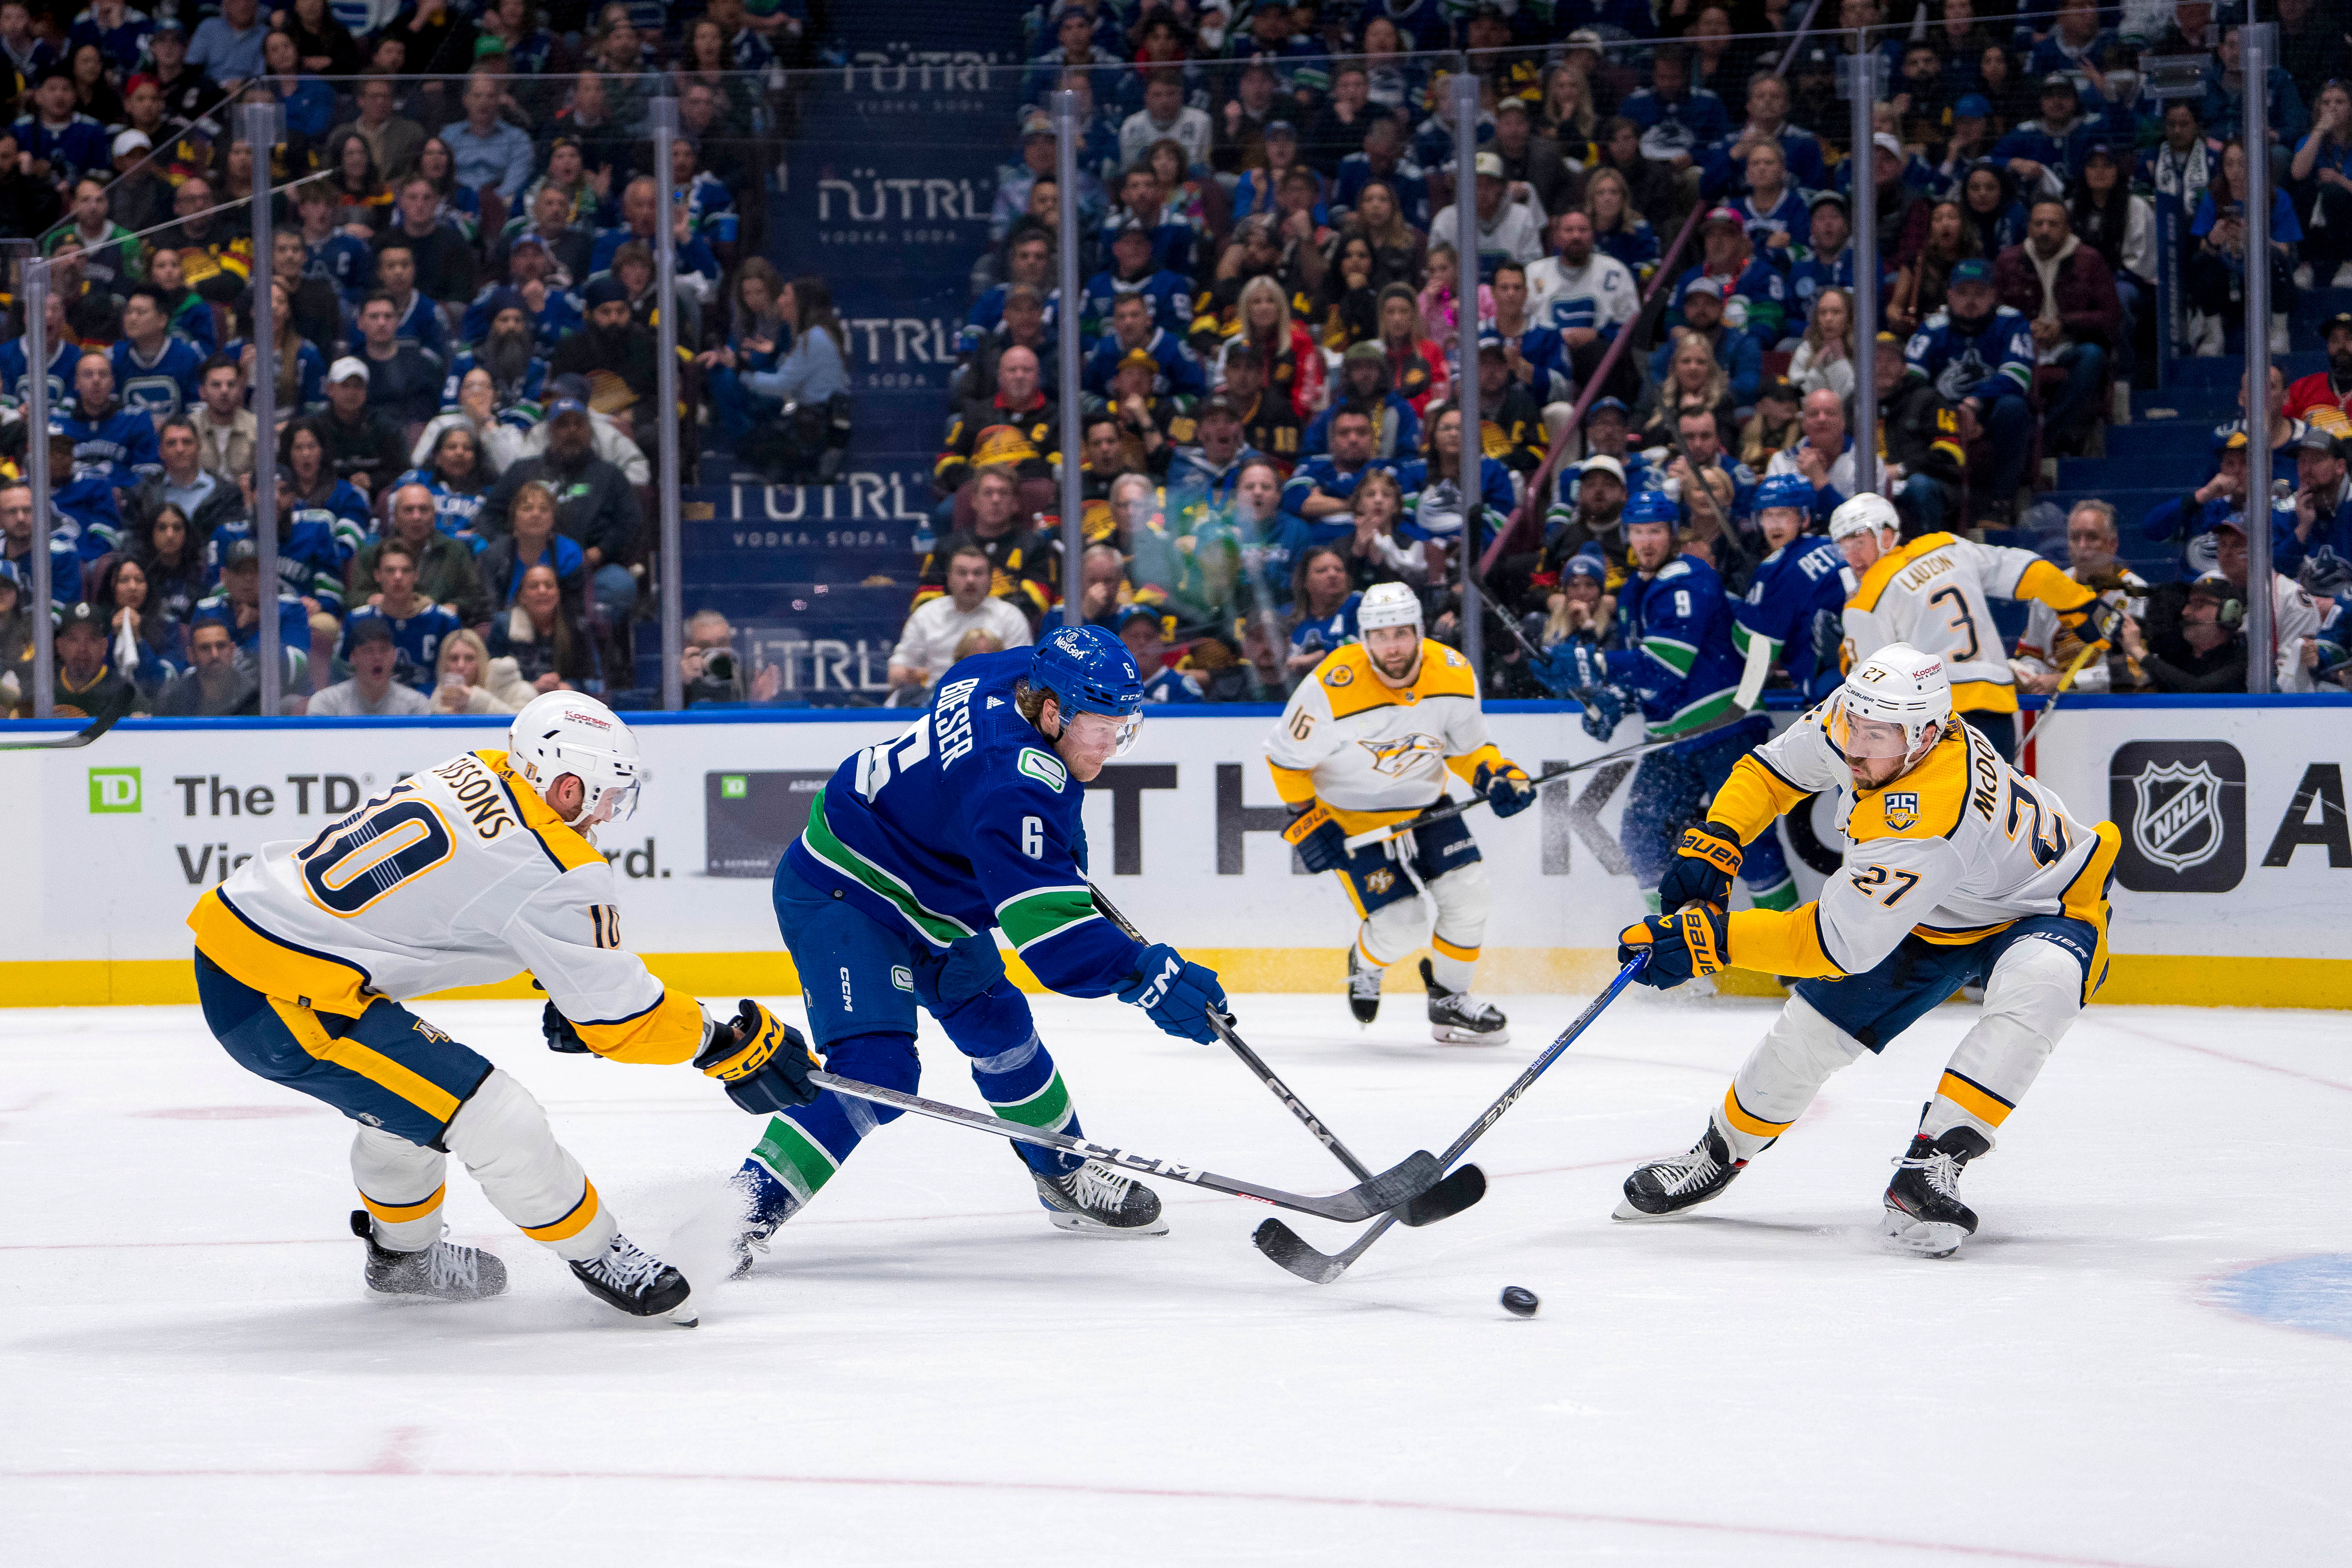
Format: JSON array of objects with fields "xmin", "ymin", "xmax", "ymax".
[
  {"xmin": 784, "ymin": 649, "xmax": 1145, "ymax": 996},
  {"xmin": 189, "ymin": 748, "xmax": 708, "ymax": 1059},
  {"xmin": 111, "ymin": 335, "xmax": 205, "ymax": 421},
  {"xmin": 1606, "ymin": 552, "xmax": 1744, "ymax": 739},
  {"xmin": 0, "ymin": 335, "xmax": 78, "ymax": 412},
  {"xmin": 54, "ymin": 403, "xmax": 160, "ymax": 483},
  {"xmin": 1904, "ymin": 307, "xmax": 2034, "ymax": 404},
  {"xmin": 1735, "ymin": 535, "xmax": 1853, "ymax": 700}
]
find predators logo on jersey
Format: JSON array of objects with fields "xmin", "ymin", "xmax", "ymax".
[
  {"xmin": 1359, "ymin": 733, "xmax": 1445, "ymax": 777},
  {"xmin": 1884, "ymin": 791, "xmax": 1921, "ymax": 832}
]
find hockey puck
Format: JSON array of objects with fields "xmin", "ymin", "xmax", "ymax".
[{"xmin": 1500, "ymin": 1285, "xmax": 1539, "ymax": 1318}]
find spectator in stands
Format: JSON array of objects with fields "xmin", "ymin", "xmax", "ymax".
[
  {"xmin": 400, "ymin": 424, "xmax": 501, "ymax": 543},
  {"xmin": 481, "ymin": 397, "xmax": 641, "ymax": 638},
  {"xmin": 192, "ymin": 539, "xmax": 310, "ymax": 669},
  {"xmin": 1283, "ymin": 405, "xmax": 1393, "ymax": 544},
  {"xmin": 238, "ymin": 278, "xmax": 328, "ymax": 421},
  {"xmin": 1334, "ymin": 116, "xmax": 1430, "ymax": 230},
  {"xmin": 60, "ymin": 352, "xmax": 159, "ymax": 488},
  {"xmin": 378, "ymin": 177, "xmax": 479, "ymax": 308},
  {"xmin": 328, "ymin": 76, "xmax": 425, "ymax": 189},
  {"xmin": 187, "ymin": 0, "xmax": 263, "ymax": 88},
  {"xmin": 1394, "ymin": 402, "xmax": 1516, "ymax": 556},
  {"xmin": 354, "ymin": 294, "xmax": 443, "ymax": 429},
  {"xmin": 1339, "ymin": 178, "xmax": 1426, "ymax": 294},
  {"xmin": 310, "ymin": 357, "xmax": 407, "ymax": 499},
  {"xmin": 1994, "ymin": 198, "xmax": 2120, "ymax": 457},
  {"xmin": 2290, "ymin": 428, "xmax": 2352, "ymax": 563},
  {"xmin": 142, "ymin": 18, "xmax": 222, "ymax": 127},
  {"xmin": 0, "ymin": 562, "xmax": 26, "ymax": 711},
  {"xmin": 1903, "ymin": 258, "xmax": 2033, "ymax": 525},
  {"xmin": 1370, "ymin": 282, "xmax": 1446, "ymax": 416},
  {"xmin": 91, "ymin": 554, "xmax": 187, "ymax": 695},
  {"xmin": 592, "ymin": 176, "xmax": 722, "ymax": 303},
  {"xmin": 1217, "ymin": 345, "xmax": 1304, "ymax": 469},
  {"xmin": 1668, "ymin": 206, "xmax": 1787, "ymax": 351},
  {"xmin": 1084, "ymin": 222, "xmax": 1193, "ymax": 344},
  {"xmin": 283, "ymin": 0, "xmax": 361, "ymax": 76},
  {"xmin": 1165, "ymin": 391, "xmax": 1261, "ymax": 525},
  {"xmin": 53, "ymin": 176, "xmax": 141, "ymax": 298},
  {"xmin": 549, "ymin": 277, "xmax": 662, "ymax": 456},
  {"xmin": 445, "ymin": 69, "xmax": 535, "ymax": 205},
  {"xmin": 1649, "ymin": 287, "xmax": 1749, "ymax": 422},
  {"xmin": 129, "ymin": 501, "xmax": 215, "ymax": 625},
  {"xmin": 429, "ymin": 626, "xmax": 531, "ymax": 713},
  {"xmin": 1765, "ymin": 388, "xmax": 1858, "ymax": 525},
  {"xmin": 913, "ymin": 470, "xmax": 1056, "ymax": 630},
  {"xmin": 41, "ymin": 600, "xmax": 146, "ymax": 717},
  {"xmin": 2185, "ymin": 138, "xmax": 2301, "ymax": 357},
  {"xmin": 957, "ymin": 283, "xmax": 1057, "ymax": 408},
  {"xmin": 2287, "ymin": 314, "xmax": 2352, "ymax": 424},
  {"xmin": 2069, "ymin": 145, "xmax": 2152, "ymax": 382},
  {"xmin": 1123, "ymin": 70, "xmax": 1212, "ymax": 172},
  {"xmin": 0, "ymin": 481, "xmax": 81, "ymax": 615},
  {"xmin": 311, "ymin": 611, "xmax": 431, "ymax": 715},
  {"xmin": 2013, "ymin": 499, "xmax": 2145, "ymax": 697},
  {"xmin": 1739, "ymin": 376, "xmax": 1804, "ymax": 474},
  {"xmin": 188, "ymin": 357, "xmax": 256, "ymax": 485},
  {"xmin": 888, "ymin": 539, "xmax": 1036, "ymax": 698},
  {"xmin": 122, "ymin": 417, "xmax": 243, "ymax": 548},
  {"xmin": 675, "ymin": 609, "xmax": 780, "ymax": 706},
  {"xmin": 2290, "ymin": 82, "xmax": 2352, "ymax": 290},
  {"xmin": 409, "ymin": 138, "xmax": 485, "ymax": 246},
  {"xmin": 155, "ymin": 615, "xmax": 264, "ymax": 715},
  {"xmin": 104, "ymin": 127, "xmax": 171, "ymax": 238},
  {"xmin": 936, "ymin": 345, "xmax": 1060, "ymax": 504},
  {"xmin": 476, "ymin": 479, "xmax": 585, "ymax": 613},
  {"xmin": 15, "ymin": 65, "xmax": 111, "ymax": 188},
  {"xmin": 2200, "ymin": 25, "xmax": 2308, "ymax": 169},
  {"xmin": 1788, "ymin": 287, "xmax": 1855, "ymax": 405}
]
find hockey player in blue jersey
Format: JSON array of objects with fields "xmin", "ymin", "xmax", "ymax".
[
  {"xmin": 1735, "ymin": 474, "xmax": 1855, "ymax": 704},
  {"xmin": 110, "ymin": 288, "xmax": 205, "ymax": 422},
  {"xmin": 54, "ymin": 351, "xmax": 161, "ymax": 485},
  {"xmin": 1552, "ymin": 490, "xmax": 1796, "ymax": 913},
  {"xmin": 714, "ymin": 627, "xmax": 1229, "ymax": 1270}
]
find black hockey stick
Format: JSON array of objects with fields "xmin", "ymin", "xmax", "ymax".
[
  {"xmin": 806, "ymin": 1069, "xmax": 1441, "ymax": 1224},
  {"xmin": 1252, "ymin": 951, "xmax": 1650, "ymax": 1283},
  {"xmin": 1085, "ymin": 880, "xmax": 1487, "ymax": 1229},
  {"xmin": 0, "ymin": 684, "xmax": 136, "ymax": 751},
  {"xmin": 1339, "ymin": 707, "xmax": 1749, "ymax": 851}
]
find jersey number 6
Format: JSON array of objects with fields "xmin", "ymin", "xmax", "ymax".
[{"xmin": 296, "ymin": 797, "xmax": 457, "ymax": 916}]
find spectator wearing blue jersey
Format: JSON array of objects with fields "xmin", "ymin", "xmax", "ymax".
[
  {"xmin": 1727, "ymin": 143, "xmax": 1810, "ymax": 270},
  {"xmin": 49, "ymin": 428, "xmax": 128, "ymax": 563},
  {"xmin": 112, "ymin": 288, "xmax": 206, "ymax": 426},
  {"xmin": 397, "ymin": 423, "xmax": 500, "ymax": 544},
  {"xmin": 476, "ymin": 479, "xmax": 587, "ymax": 613},
  {"xmin": 1650, "ymin": 278, "xmax": 1760, "ymax": 410},
  {"xmin": 294, "ymin": 178, "xmax": 376, "ymax": 304},
  {"xmin": 1702, "ymin": 73, "xmax": 1831, "ymax": 201},
  {"xmin": 962, "ymin": 228, "xmax": 1061, "ymax": 358},
  {"xmin": 1283, "ymin": 546, "xmax": 1361, "ymax": 679},
  {"xmin": 1902, "ymin": 258, "xmax": 2036, "ymax": 523},
  {"xmin": 1185, "ymin": 457, "xmax": 1312, "ymax": 629},
  {"xmin": 1080, "ymin": 224, "xmax": 1195, "ymax": 344},
  {"xmin": 1620, "ymin": 44, "xmax": 1731, "ymax": 188},
  {"xmin": 2200, "ymin": 24, "xmax": 2308, "ymax": 175},
  {"xmin": 1993, "ymin": 74, "xmax": 2132, "ymax": 195},
  {"xmin": 338, "ymin": 543, "xmax": 461, "ymax": 695},
  {"xmin": 1658, "ymin": 405, "xmax": 1759, "ymax": 571},
  {"xmin": 1103, "ymin": 169, "xmax": 1200, "ymax": 281},
  {"xmin": 2185, "ymin": 138, "xmax": 2303, "ymax": 358},
  {"xmin": 1394, "ymin": 403, "xmax": 1518, "ymax": 550},
  {"xmin": 0, "ymin": 481, "xmax": 82, "ymax": 609},
  {"xmin": 226, "ymin": 278, "xmax": 328, "ymax": 420},
  {"xmin": 1282, "ymin": 405, "xmax": 1393, "ymax": 545},
  {"xmin": 256, "ymin": 29, "xmax": 333, "ymax": 141},
  {"xmin": 56, "ymin": 352, "xmax": 162, "ymax": 487},
  {"xmin": 1082, "ymin": 292, "xmax": 1203, "ymax": 401},
  {"xmin": 193, "ymin": 540, "xmax": 312, "ymax": 675},
  {"xmin": 1665, "ymin": 208, "xmax": 1789, "ymax": 351},
  {"xmin": 13, "ymin": 69, "xmax": 111, "ymax": 186},
  {"xmin": 1735, "ymin": 472, "xmax": 1853, "ymax": 702},
  {"xmin": 1332, "ymin": 116, "xmax": 1430, "ymax": 230},
  {"xmin": 68, "ymin": 0, "xmax": 152, "ymax": 76}
]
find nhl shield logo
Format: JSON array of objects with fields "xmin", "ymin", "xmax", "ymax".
[
  {"xmin": 1882, "ymin": 791, "xmax": 1920, "ymax": 831},
  {"xmin": 2109, "ymin": 740, "xmax": 2245, "ymax": 893},
  {"xmin": 2130, "ymin": 761, "xmax": 2225, "ymax": 872}
]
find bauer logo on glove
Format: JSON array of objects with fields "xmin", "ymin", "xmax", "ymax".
[
  {"xmin": 696, "ymin": 999, "xmax": 822, "ymax": 1113},
  {"xmin": 1617, "ymin": 902, "xmax": 1728, "ymax": 989}
]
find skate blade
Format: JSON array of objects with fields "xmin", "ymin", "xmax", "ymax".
[
  {"xmin": 1612, "ymin": 1195, "xmax": 1713, "ymax": 1222},
  {"xmin": 1430, "ymin": 1025, "xmax": 1510, "ymax": 1046},
  {"xmin": 666, "ymin": 1299, "xmax": 700, "ymax": 1328},
  {"xmin": 1043, "ymin": 1210, "xmax": 1171, "ymax": 1238},
  {"xmin": 1879, "ymin": 1210, "xmax": 1966, "ymax": 1259}
]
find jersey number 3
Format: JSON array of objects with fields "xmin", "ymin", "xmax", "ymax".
[
  {"xmin": 296, "ymin": 795, "xmax": 456, "ymax": 916},
  {"xmin": 1927, "ymin": 585, "xmax": 1982, "ymax": 663}
]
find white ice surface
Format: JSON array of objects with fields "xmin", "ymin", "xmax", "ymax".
[{"xmin": 4, "ymin": 989, "xmax": 2348, "ymax": 1567}]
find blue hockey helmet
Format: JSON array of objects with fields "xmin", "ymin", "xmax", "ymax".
[
  {"xmin": 1754, "ymin": 472, "xmax": 1814, "ymax": 517},
  {"xmin": 1029, "ymin": 623, "xmax": 1147, "ymax": 754},
  {"xmin": 1622, "ymin": 488, "xmax": 1681, "ymax": 530}
]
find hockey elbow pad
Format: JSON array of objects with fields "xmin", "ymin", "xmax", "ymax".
[
  {"xmin": 1617, "ymin": 902, "xmax": 1728, "ymax": 989},
  {"xmin": 1657, "ymin": 821, "xmax": 1742, "ymax": 911},
  {"xmin": 696, "ymin": 999, "xmax": 822, "ymax": 1113}
]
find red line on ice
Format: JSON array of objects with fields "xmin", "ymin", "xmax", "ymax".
[
  {"xmin": 2, "ymin": 1464, "xmax": 2181, "ymax": 1566},
  {"xmin": 2094, "ymin": 1021, "xmax": 2352, "ymax": 1094}
]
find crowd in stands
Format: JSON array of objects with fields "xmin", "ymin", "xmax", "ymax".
[
  {"xmin": 875, "ymin": 0, "xmax": 2352, "ymax": 710},
  {"xmin": 0, "ymin": 0, "xmax": 811, "ymax": 716}
]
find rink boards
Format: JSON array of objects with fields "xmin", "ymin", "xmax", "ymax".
[{"xmin": 4, "ymin": 695, "xmax": 2346, "ymax": 1009}]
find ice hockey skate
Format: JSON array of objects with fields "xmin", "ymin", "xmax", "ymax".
[
  {"xmin": 570, "ymin": 1231, "xmax": 697, "ymax": 1323},
  {"xmin": 1613, "ymin": 1123, "xmax": 1745, "ymax": 1220},
  {"xmin": 350, "ymin": 1210, "xmax": 508, "ymax": 1301},
  {"xmin": 1031, "ymin": 1156, "xmax": 1168, "ymax": 1236},
  {"xmin": 1421, "ymin": 957, "xmax": 1508, "ymax": 1044},
  {"xmin": 1347, "ymin": 944, "xmax": 1381, "ymax": 1025},
  {"xmin": 1881, "ymin": 1125, "xmax": 1992, "ymax": 1259}
]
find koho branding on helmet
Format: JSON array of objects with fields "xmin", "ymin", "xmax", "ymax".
[{"xmin": 1829, "ymin": 641, "xmax": 1953, "ymax": 763}]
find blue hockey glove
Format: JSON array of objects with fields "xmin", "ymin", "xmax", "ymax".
[
  {"xmin": 1617, "ymin": 903, "xmax": 1728, "ymax": 989},
  {"xmin": 1561, "ymin": 638, "xmax": 1612, "ymax": 693},
  {"xmin": 1281, "ymin": 800, "xmax": 1351, "ymax": 873},
  {"xmin": 1474, "ymin": 760, "xmax": 1538, "ymax": 818},
  {"xmin": 1118, "ymin": 944, "xmax": 1227, "ymax": 1044},
  {"xmin": 1579, "ymin": 683, "xmax": 1629, "ymax": 741},
  {"xmin": 1656, "ymin": 820, "xmax": 1742, "ymax": 911},
  {"xmin": 695, "ymin": 999, "xmax": 822, "ymax": 1113}
]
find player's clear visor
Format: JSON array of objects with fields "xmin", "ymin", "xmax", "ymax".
[
  {"xmin": 579, "ymin": 776, "xmax": 641, "ymax": 827},
  {"xmin": 1066, "ymin": 708, "xmax": 1143, "ymax": 757},
  {"xmin": 1829, "ymin": 701, "xmax": 1919, "ymax": 760}
]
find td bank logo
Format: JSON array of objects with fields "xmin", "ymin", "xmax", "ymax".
[{"xmin": 89, "ymin": 767, "xmax": 142, "ymax": 813}]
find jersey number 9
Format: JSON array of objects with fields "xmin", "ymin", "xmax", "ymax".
[{"xmin": 296, "ymin": 795, "xmax": 457, "ymax": 916}]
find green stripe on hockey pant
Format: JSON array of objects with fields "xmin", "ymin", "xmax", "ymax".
[{"xmin": 745, "ymin": 1031, "xmax": 920, "ymax": 1205}]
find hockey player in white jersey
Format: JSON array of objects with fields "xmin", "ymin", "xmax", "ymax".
[
  {"xmin": 1829, "ymin": 492, "xmax": 2119, "ymax": 758},
  {"xmin": 1264, "ymin": 583, "xmax": 1537, "ymax": 1042},
  {"xmin": 1611, "ymin": 645, "xmax": 2121, "ymax": 1257},
  {"xmin": 187, "ymin": 692, "xmax": 821, "ymax": 1322}
]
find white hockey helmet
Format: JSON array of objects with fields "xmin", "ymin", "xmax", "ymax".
[
  {"xmin": 1358, "ymin": 581, "xmax": 1424, "ymax": 634},
  {"xmin": 1828, "ymin": 491, "xmax": 1902, "ymax": 543},
  {"xmin": 508, "ymin": 691, "xmax": 642, "ymax": 827},
  {"xmin": 1830, "ymin": 642, "xmax": 1953, "ymax": 763}
]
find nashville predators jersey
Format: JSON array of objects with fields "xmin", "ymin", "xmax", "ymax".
[
  {"xmin": 1842, "ymin": 533, "xmax": 2095, "ymax": 714},
  {"xmin": 1263, "ymin": 640, "xmax": 1508, "ymax": 831},
  {"xmin": 1710, "ymin": 706, "xmax": 2120, "ymax": 992},
  {"xmin": 189, "ymin": 749, "xmax": 708, "ymax": 1063}
]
